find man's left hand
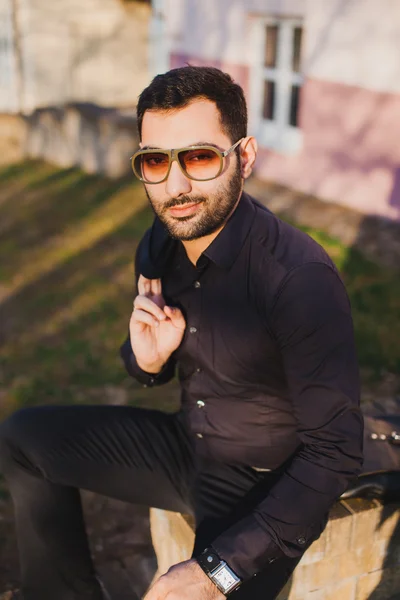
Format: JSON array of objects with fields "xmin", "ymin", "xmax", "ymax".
[{"xmin": 143, "ymin": 558, "xmax": 226, "ymax": 600}]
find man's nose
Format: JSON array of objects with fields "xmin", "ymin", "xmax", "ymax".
[{"xmin": 165, "ymin": 160, "xmax": 192, "ymax": 198}]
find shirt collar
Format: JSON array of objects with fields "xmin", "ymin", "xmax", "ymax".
[{"xmin": 202, "ymin": 191, "xmax": 256, "ymax": 269}]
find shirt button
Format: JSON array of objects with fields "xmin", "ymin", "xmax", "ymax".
[
  {"xmin": 197, "ymin": 400, "xmax": 205, "ymax": 408},
  {"xmin": 196, "ymin": 367, "xmax": 201, "ymax": 373},
  {"xmin": 297, "ymin": 536, "xmax": 306, "ymax": 546},
  {"xmin": 189, "ymin": 326, "xmax": 197, "ymax": 334},
  {"xmin": 194, "ymin": 281, "xmax": 201, "ymax": 288},
  {"xmin": 196, "ymin": 433, "xmax": 203, "ymax": 438}
]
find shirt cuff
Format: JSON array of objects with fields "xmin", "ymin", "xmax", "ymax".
[
  {"xmin": 120, "ymin": 337, "xmax": 175, "ymax": 386},
  {"xmin": 211, "ymin": 513, "xmax": 286, "ymax": 582}
]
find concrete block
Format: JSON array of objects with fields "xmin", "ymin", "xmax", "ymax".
[
  {"xmin": 0, "ymin": 114, "xmax": 27, "ymax": 164},
  {"xmin": 150, "ymin": 509, "xmax": 195, "ymax": 577},
  {"xmin": 340, "ymin": 498, "xmax": 382, "ymax": 551},
  {"xmin": 354, "ymin": 566, "xmax": 400, "ymax": 600},
  {"xmin": 325, "ymin": 502, "xmax": 353, "ymax": 559},
  {"xmin": 336, "ymin": 541, "xmax": 388, "ymax": 580},
  {"xmin": 298, "ymin": 529, "xmax": 327, "ymax": 566},
  {"xmin": 323, "ymin": 578, "xmax": 357, "ymax": 600}
]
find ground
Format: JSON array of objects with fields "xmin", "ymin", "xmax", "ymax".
[{"xmin": 0, "ymin": 161, "xmax": 399, "ymax": 595}]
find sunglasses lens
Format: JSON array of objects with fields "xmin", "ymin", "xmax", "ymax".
[
  {"xmin": 134, "ymin": 152, "xmax": 170, "ymax": 183},
  {"xmin": 179, "ymin": 148, "xmax": 221, "ymax": 180}
]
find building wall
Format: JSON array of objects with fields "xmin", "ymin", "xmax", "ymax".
[
  {"xmin": 259, "ymin": 0, "xmax": 400, "ymax": 221},
  {"xmin": 0, "ymin": 0, "xmax": 18, "ymax": 112},
  {"xmin": 305, "ymin": 0, "xmax": 400, "ymax": 94},
  {"xmin": 162, "ymin": 0, "xmax": 400, "ymax": 221},
  {"xmin": 165, "ymin": 0, "xmax": 304, "ymax": 67},
  {"xmin": 8, "ymin": 0, "xmax": 151, "ymax": 114}
]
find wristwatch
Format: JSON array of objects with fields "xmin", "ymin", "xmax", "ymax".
[{"xmin": 196, "ymin": 547, "xmax": 242, "ymax": 595}]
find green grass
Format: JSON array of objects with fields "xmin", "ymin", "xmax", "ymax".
[{"xmin": 0, "ymin": 160, "xmax": 399, "ymax": 417}]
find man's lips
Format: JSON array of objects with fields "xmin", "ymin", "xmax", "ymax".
[{"xmin": 168, "ymin": 201, "xmax": 202, "ymax": 218}]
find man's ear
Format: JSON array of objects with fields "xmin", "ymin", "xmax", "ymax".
[{"xmin": 240, "ymin": 137, "xmax": 258, "ymax": 179}]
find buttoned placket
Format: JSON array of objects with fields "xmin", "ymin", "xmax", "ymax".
[{"xmin": 187, "ymin": 262, "xmax": 207, "ymax": 440}]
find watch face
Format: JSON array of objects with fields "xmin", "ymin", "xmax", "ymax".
[{"xmin": 213, "ymin": 566, "xmax": 237, "ymax": 590}]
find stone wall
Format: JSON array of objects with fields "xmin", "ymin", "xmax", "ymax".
[
  {"xmin": 0, "ymin": 114, "xmax": 26, "ymax": 165},
  {"xmin": 0, "ymin": 103, "xmax": 139, "ymax": 178},
  {"xmin": 150, "ymin": 499, "xmax": 400, "ymax": 599}
]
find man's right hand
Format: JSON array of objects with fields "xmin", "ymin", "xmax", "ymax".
[{"xmin": 129, "ymin": 274, "xmax": 186, "ymax": 374}]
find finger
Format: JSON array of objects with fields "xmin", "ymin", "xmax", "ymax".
[
  {"xmin": 150, "ymin": 278, "xmax": 162, "ymax": 297},
  {"xmin": 137, "ymin": 274, "xmax": 147, "ymax": 296},
  {"xmin": 164, "ymin": 306, "xmax": 186, "ymax": 329},
  {"xmin": 134, "ymin": 296, "xmax": 167, "ymax": 321},
  {"xmin": 131, "ymin": 308, "xmax": 160, "ymax": 328}
]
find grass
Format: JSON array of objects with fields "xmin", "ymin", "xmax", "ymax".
[{"xmin": 0, "ymin": 160, "xmax": 399, "ymax": 418}]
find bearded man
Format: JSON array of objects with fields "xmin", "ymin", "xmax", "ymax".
[{"xmin": 0, "ymin": 66, "xmax": 363, "ymax": 600}]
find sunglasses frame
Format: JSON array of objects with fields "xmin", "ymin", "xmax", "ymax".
[{"xmin": 131, "ymin": 138, "xmax": 244, "ymax": 184}]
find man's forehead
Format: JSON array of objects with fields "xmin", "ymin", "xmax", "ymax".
[{"xmin": 141, "ymin": 99, "xmax": 227, "ymax": 147}]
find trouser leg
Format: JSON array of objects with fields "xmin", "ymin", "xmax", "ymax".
[
  {"xmin": 191, "ymin": 458, "xmax": 305, "ymax": 600},
  {"xmin": 0, "ymin": 405, "xmax": 194, "ymax": 600}
]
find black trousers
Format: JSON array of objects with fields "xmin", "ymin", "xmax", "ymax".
[{"xmin": 0, "ymin": 405, "xmax": 302, "ymax": 600}]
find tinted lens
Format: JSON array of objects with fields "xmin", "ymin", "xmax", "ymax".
[
  {"xmin": 134, "ymin": 152, "xmax": 170, "ymax": 183},
  {"xmin": 178, "ymin": 148, "xmax": 221, "ymax": 180}
]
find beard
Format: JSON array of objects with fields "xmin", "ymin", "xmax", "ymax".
[{"xmin": 145, "ymin": 164, "xmax": 243, "ymax": 241}]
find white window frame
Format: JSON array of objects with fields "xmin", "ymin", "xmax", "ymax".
[{"xmin": 248, "ymin": 17, "xmax": 304, "ymax": 154}]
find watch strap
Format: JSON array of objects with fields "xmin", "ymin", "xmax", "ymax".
[
  {"xmin": 197, "ymin": 548, "xmax": 222, "ymax": 575},
  {"xmin": 197, "ymin": 547, "xmax": 242, "ymax": 595}
]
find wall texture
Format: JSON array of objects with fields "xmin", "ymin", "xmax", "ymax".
[
  {"xmin": 256, "ymin": 79, "xmax": 400, "ymax": 221},
  {"xmin": 305, "ymin": 0, "xmax": 400, "ymax": 94},
  {"xmin": 162, "ymin": 0, "xmax": 400, "ymax": 221},
  {"xmin": 6, "ymin": 0, "xmax": 151, "ymax": 113},
  {"xmin": 150, "ymin": 499, "xmax": 400, "ymax": 599},
  {"xmin": 6, "ymin": 104, "xmax": 139, "ymax": 178}
]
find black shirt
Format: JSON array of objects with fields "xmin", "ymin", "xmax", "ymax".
[{"xmin": 120, "ymin": 192, "xmax": 364, "ymax": 580}]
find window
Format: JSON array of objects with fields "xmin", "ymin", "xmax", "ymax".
[{"xmin": 249, "ymin": 18, "xmax": 304, "ymax": 154}]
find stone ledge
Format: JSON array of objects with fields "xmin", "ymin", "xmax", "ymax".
[
  {"xmin": 150, "ymin": 498, "xmax": 400, "ymax": 600},
  {"xmin": 0, "ymin": 104, "xmax": 138, "ymax": 178},
  {"xmin": 245, "ymin": 177, "xmax": 400, "ymax": 272}
]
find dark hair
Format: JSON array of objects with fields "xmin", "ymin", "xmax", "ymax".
[{"xmin": 137, "ymin": 66, "xmax": 247, "ymax": 143}]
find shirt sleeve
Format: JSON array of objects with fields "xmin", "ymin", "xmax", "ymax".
[
  {"xmin": 119, "ymin": 233, "xmax": 177, "ymax": 388},
  {"xmin": 120, "ymin": 334, "xmax": 176, "ymax": 387},
  {"xmin": 211, "ymin": 262, "xmax": 364, "ymax": 582}
]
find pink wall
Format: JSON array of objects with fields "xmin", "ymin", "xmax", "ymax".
[
  {"xmin": 171, "ymin": 53, "xmax": 400, "ymax": 221},
  {"xmin": 257, "ymin": 78, "xmax": 400, "ymax": 221}
]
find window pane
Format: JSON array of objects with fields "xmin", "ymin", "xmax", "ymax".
[
  {"xmin": 292, "ymin": 27, "xmax": 303, "ymax": 72},
  {"xmin": 290, "ymin": 84, "xmax": 300, "ymax": 127},
  {"xmin": 263, "ymin": 80, "xmax": 275, "ymax": 121},
  {"xmin": 264, "ymin": 25, "xmax": 278, "ymax": 68}
]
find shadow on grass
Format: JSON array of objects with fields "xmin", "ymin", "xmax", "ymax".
[
  {"xmin": 0, "ymin": 160, "xmax": 399, "ymax": 597},
  {"xmin": 0, "ymin": 163, "xmax": 135, "ymax": 269},
  {"xmin": 0, "ymin": 161, "xmax": 182, "ymax": 419}
]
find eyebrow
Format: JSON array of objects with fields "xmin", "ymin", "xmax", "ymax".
[{"xmin": 140, "ymin": 141, "xmax": 223, "ymax": 151}]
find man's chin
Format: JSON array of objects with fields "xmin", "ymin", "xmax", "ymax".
[{"xmin": 160, "ymin": 213, "xmax": 201, "ymax": 240}]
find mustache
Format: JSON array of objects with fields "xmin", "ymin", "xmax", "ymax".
[{"xmin": 163, "ymin": 195, "xmax": 206, "ymax": 210}]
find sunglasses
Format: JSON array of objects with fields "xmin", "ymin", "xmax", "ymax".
[{"xmin": 131, "ymin": 138, "xmax": 243, "ymax": 184}]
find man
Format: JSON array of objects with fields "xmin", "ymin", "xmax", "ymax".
[{"xmin": 0, "ymin": 66, "xmax": 363, "ymax": 600}]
